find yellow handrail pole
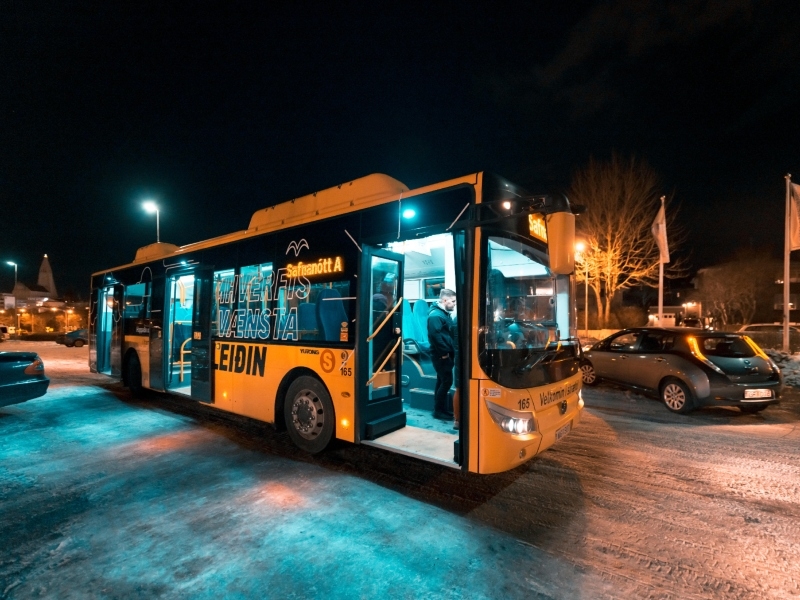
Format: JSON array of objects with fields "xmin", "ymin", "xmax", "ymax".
[
  {"xmin": 366, "ymin": 297, "xmax": 403, "ymax": 342},
  {"xmin": 366, "ymin": 337, "xmax": 403, "ymax": 386}
]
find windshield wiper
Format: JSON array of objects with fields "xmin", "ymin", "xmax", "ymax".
[{"xmin": 513, "ymin": 342, "xmax": 561, "ymax": 375}]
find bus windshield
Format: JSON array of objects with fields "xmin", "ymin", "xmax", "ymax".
[{"xmin": 484, "ymin": 236, "xmax": 558, "ymax": 352}]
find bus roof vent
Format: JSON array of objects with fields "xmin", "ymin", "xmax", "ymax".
[
  {"xmin": 248, "ymin": 173, "xmax": 409, "ymax": 233},
  {"xmin": 133, "ymin": 242, "xmax": 180, "ymax": 263}
]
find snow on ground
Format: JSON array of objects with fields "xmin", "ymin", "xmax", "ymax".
[{"xmin": 764, "ymin": 349, "xmax": 800, "ymax": 387}]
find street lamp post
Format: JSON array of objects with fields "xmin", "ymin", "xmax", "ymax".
[
  {"xmin": 143, "ymin": 200, "xmax": 160, "ymax": 243},
  {"xmin": 584, "ymin": 260, "xmax": 589, "ymax": 336},
  {"xmin": 575, "ymin": 242, "xmax": 589, "ymax": 337}
]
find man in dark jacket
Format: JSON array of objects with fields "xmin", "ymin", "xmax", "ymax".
[{"xmin": 427, "ymin": 288, "xmax": 456, "ymax": 420}]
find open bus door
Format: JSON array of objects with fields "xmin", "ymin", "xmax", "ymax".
[
  {"xmin": 164, "ymin": 272, "xmax": 196, "ymax": 396},
  {"xmin": 90, "ymin": 283, "xmax": 123, "ymax": 376},
  {"xmin": 148, "ymin": 277, "xmax": 165, "ymax": 390},
  {"xmin": 356, "ymin": 247, "xmax": 406, "ymax": 441},
  {"xmin": 190, "ymin": 268, "xmax": 213, "ymax": 402}
]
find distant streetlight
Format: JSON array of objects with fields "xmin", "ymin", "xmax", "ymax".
[
  {"xmin": 575, "ymin": 242, "xmax": 589, "ymax": 337},
  {"xmin": 143, "ymin": 200, "xmax": 160, "ymax": 243},
  {"xmin": 5, "ymin": 261, "xmax": 17, "ymax": 287}
]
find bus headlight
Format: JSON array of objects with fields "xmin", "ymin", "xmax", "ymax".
[{"xmin": 485, "ymin": 399, "xmax": 535, "ymax": 435}]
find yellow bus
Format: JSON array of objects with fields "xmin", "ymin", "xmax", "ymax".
[{"xmin": 89, "ymin": 172, "xmax": 583, "ymax": 473}]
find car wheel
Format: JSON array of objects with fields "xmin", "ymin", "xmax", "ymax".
[
  {"xmin": 661, "ymin": 378, "xmax": 694, "ymax": 414},
  {"xmin": 740, "ymin": 404, "xmax": 767, "ymax": 414},
  {"xmin": 73, "ymin": 339, "xmax": 85, "ymax": 348},
  {"xmin": 580, "ymin": 360, "xmax": 599, "ymax": 386},
  {"xmin": 126, "ymin": 352, "xmax": 144, "ymax": 397},
  {"xmin": 65, "ymin": 341, "xmax": 74, "ymax": 347},
  {"xmin": 284, "ymin": 376, "xmax": 335, "ymax": 454}
]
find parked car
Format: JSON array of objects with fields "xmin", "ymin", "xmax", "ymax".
[
  {"xmin": 62, "ymin": 328, "xmax": 88, "ymax": 348},
  {"xmin": 0, "ymin": 351, "xmax": 50, "ymax": 407},
  {"xmin": 738, "ymin": 323, "xmax": 800, "ymax": 333},
  {"xmin": 580, "ymin": 327, "xmax": 781, "ymax": 414},
  {"xmin": 679, "ymin": 317, "xmax": 705, "ymax": 328},
  {"xmin": 737, "ymin": 324, "xmax": 800, "ymax": 352},
  {"xmin": 0, "ymin": 325, "xmax": 9, "ymax": 341}
]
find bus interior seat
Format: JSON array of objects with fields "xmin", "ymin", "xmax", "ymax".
[
  {"xmin": 412, "ymin": 299, "xmax": 431, "ymax": 351},
  {"xmin": 298, "ymin": 302, "xmax": 318, "ymax": 339},
  {"xmin": 401, "ymin": 299, "xmax": 418, "ymax": 350},
  {"xmin": 317, "ymin": 289, "xmax": 347, "ymax": 342}
]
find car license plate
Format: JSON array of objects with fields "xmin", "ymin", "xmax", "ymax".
[
  {"xmin": 744, "ymin": 389, "xmax": 772, "ymax": 399},
  {"xmin": 555, "ymin": 422, "xmax": 571, "ymax": 441}
]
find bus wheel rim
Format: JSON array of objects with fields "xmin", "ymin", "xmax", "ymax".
[
  {"xmin": 663, "ymin": 384, "xmax": 685, "ymax": 409},
  {"xmin": 291, "ymin": 389, "xmax": 324, "ymax": 440}
]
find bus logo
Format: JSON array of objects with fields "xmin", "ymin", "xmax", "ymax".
[
  {"xmin": 286, "ymin": 239, "xmax": 310, "ymax": 256},
  {"xmin": 320, "ymin": 350, "xmax": 336, "ymax": 373}
]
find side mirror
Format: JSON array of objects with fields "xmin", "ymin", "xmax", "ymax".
[{"xmin": 546, "ymin": 212, "xmax": 575, "ymax": 275}]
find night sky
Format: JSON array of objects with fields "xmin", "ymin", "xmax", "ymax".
[{"xmin": 2, "ymin": 1, "xmax": 798, "ymax": 297}]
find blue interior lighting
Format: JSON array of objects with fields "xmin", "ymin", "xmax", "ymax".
[{"xmin": 402, "ymin": 208, "xmax": 416, "ymax": 219}]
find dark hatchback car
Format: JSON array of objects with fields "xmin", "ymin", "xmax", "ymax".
[
  {"xmin": 57, "ymin": 328, "xmax": 88, "ymax": 348},
  {"xmin": 581, "ymin": 328, "xmax": 781, "ymax": 414},
  {"xmin": 0, "ymin": 351, "xmax": 50, "ymax": 407}
]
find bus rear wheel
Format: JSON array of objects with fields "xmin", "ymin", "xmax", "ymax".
[{"xmin": 284, "ymin": 376, "xmax": 335, "ymax": 454}]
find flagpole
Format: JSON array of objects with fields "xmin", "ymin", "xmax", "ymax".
[
  {"xmin": 658, "ymin": 195, "xmax": 665, "ymax": 326},
  {"xmin": 783, "ymin": 174, "xmax": 792, "ymax": 352}
]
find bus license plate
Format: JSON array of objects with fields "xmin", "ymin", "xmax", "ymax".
[
  {"xmin": 744, "ymin": 389, "xmax": 772, "ymax": 399},
  {"xmin": 555, "ymin": 422, "xmax": 571, "ymax": 441}
]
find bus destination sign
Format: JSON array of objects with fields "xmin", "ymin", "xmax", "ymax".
[{"xmin": 528, "ymin": 214, "xmax": 547, "ymax": 243}]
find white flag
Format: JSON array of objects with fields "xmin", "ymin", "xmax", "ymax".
[
  {"xmin": 651, "ymin": 201, "xmax": 670, "ymax": 264},
  {"xmin": 790, "ymin": 183, "xmax": 800, "ymax": 251}
]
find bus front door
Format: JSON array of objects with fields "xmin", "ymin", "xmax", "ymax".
[
  {"xmin": 357, "ymin": 247, "xmax": 406, "ymax": 441},
  {"xmin": 164, "ymin": 273, "xmax": 196, "ymax": 396},
  {"xmin": 92, "ymin": 284, "xmax": 123, "ymax": 376}
]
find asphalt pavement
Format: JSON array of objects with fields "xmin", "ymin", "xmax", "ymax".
[{"xmin": 1, "ymin": 341, "xmax": 799, "ymax": 599}]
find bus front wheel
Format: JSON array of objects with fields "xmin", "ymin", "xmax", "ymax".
[{"xmin": 284, "ymin": 376, "xmax": 335, "ymax": 454}]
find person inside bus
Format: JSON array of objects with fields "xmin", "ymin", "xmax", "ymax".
[
  {"xmin": 372, "ymin": 274, "xmax": 396, "ymax": 319},
  {"xmin": 451, "ymin": 309, "xmax": 461, "ymax": 430},
  {"xmin": 427, "ymin": 288, "xmax": 456, "ymax": 422}
]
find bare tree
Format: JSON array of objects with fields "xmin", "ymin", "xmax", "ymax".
[
  {"xmin": 569, "ymin": 154, "xmax": 683, "ymax": 328},
  {"xmin": 696, "ymin": 253, "xmax": 778, "ymax": 326}
]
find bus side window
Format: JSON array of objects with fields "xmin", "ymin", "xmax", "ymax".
[
  {"xmin": 124, "ymin": 282, "xmax": 150, "ymax": 319},
  {"xmin": 234, "ymin": 263, "xmax": 273, "ymax": 340}
]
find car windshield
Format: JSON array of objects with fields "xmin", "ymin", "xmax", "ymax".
[{"xmin": 697, "ymin": 336, "xmax": 755, "ymax": 358}]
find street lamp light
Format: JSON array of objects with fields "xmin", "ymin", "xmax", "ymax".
[
  {"xmin": 5, "ymin": 261, "xmax": 17, "ymax": 287},
  {"xmin": 143, "ymin": 200, "xmax": 160, "ymax": 243}
]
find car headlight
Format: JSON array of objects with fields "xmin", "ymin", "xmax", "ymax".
[{"xmin": 485, "ymin": 399, "xmax": 535, "ymax": 435}]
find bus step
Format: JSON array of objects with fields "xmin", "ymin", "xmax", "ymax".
[
  {"xmin": 407, "ymin": 387, "xmax": 434, "ymax": 411},
  {"xmin": 365, "ymin": 411, "xmax": 407, "ymax": 440}
]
